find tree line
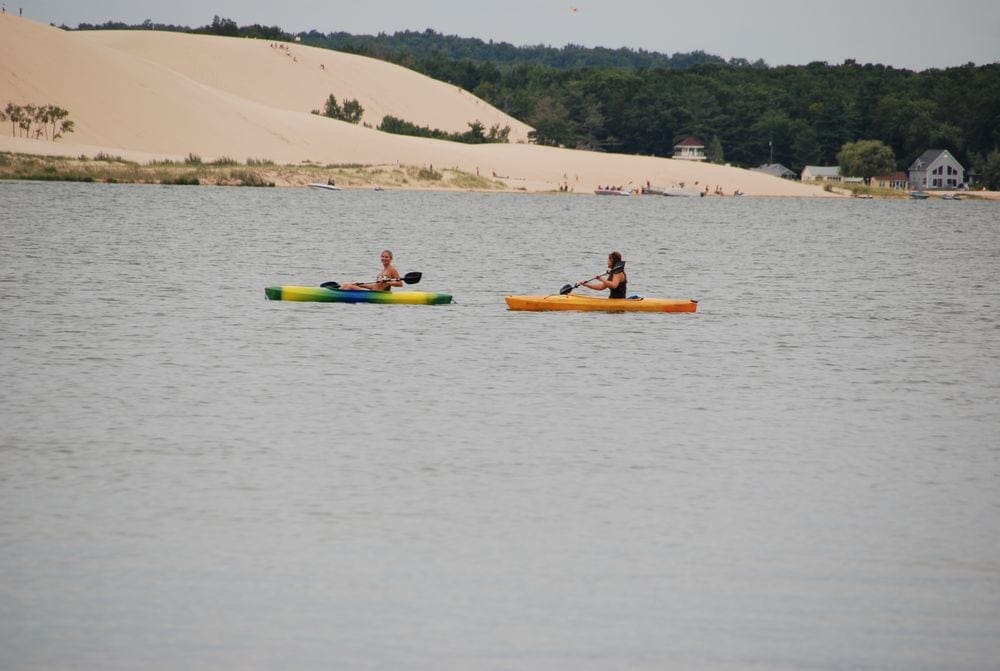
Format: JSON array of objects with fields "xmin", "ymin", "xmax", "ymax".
[
  {"xmin": 297, "ymin": 29, "xmax": 759, "ymax": 71},
  {"xmin": 311, "ymin": 93, "xmax": 511, "ymax": 144},
  {"xmin": 377, "ymin": 117, "xmax": 511, "ymax": 144},
  {"xmin": 1, "ymin": 103, "xmax": 75, "ymax": 140},
  {"xmin": 416, "ymin": 59, "xmax": 999, "ymax": 183},
  {"xmin": 68, "ymin": 18, "xmax": 1000, "ymax": 186}
]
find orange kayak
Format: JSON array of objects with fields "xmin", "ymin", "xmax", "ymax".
[{"xmin": 505, "ymin": 294, "xmax": 697, "ymax": 313}]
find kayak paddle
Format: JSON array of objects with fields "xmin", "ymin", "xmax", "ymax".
[
  {"xmin": 559, "ymin": 261, "xmax": 624, "ymax": 295},
  {"xmin": 321, "ymin": 271, "xmax": 422, "ymax": 290}
]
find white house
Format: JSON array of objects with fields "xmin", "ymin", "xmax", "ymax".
[
  {"xmin": 801, "ymin": 166, "xmax": 842, "ymax": 182},
  {"xmin": 673, "ymin": 137, "xmax": 706, "ymax": 161},
  {"xmin": 908, "ymin": 149, "xmax": 964, "ymax": 190}
]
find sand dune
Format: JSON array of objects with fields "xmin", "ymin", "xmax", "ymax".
[{"xmin": 1, "ymin": 14, "xmax": 830, "ymax": 196}]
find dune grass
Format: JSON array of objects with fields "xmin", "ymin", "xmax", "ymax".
[
  {"xmin": 0, "ymin": 152, "xmax": 509, "ymax": 191},
  {"xmin": 0, "ymin": 152, "xmax": 272, "ymax": 186}
]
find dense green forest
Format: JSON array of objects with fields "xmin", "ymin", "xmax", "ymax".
[
  {"xmin": 70, "ymin": 17, "xmax": 1000, "ymax": 185},
  {"xmin": 297, "ymin": 29, "xmax": 757, "ymax": 70}
]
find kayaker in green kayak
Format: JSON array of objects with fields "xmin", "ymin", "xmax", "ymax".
[
  {"xmin": 579, "ymin": 251, "xmax": 627, "ymax": 298},
  {"xmin": 340, "ymin": 250, "xmax": 403, "ymax": 291}
]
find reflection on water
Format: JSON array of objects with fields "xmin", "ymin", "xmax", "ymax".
[{"xmin": 2, "ymin": 182, "xmax": 999, "ymax": 670}]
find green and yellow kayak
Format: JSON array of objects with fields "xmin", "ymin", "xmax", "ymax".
[
  {"xmin": 265, "ymin": 286, "xmax": 452, "ymax": 305},
  {"xmin": 505, "ymin": 294, "xmax": 697, "ymax": 313}
]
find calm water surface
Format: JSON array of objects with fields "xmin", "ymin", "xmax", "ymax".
[{"xmin": 2, "ymin": 181, "xmax": 999, "ymax": 670}]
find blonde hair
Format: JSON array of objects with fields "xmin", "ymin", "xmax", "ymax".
[{"xmin": 381, "ymin": 249, "xmax": 393, "ymax": 260}]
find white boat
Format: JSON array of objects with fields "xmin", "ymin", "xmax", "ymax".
[
  {"xmin": 641, "ymin": 185, "xmax": 699, "ymax": 197},
  {"xmin": 594, "ymin": 187, "xmax": 632, "ymax": 196},
  {"xmin": 308, "ymin": 182, "xmax": 342, "ymax": 191},
  {"xmin": 910, "ymin": 190, "xmax": 929, "ymax": 200}
]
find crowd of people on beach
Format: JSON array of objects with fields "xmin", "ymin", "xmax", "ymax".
[{"xmin": 589, "ymin": 179, "xmax": 744, "ymax": 196}]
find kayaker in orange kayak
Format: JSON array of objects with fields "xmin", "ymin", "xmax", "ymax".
[
  {"xmin": 579, "ymin": 251, "xmax": 627, "ymax": 298},
  {"xmin": 340, "ymin": 249, "xmax": 402, "ymax": 291}
]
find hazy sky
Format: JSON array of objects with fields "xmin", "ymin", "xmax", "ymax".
[{"xmin": 15, "ymin": 0, "xmax": 1000, "ymax": 70}]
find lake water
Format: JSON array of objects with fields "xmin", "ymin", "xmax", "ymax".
[{"xmin": 2, "ymin": 180, "xmax": 998, "ymax": 670}]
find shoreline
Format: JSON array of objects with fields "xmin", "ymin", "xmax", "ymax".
[
  {"xmin": 0, "ymin": 132, "xmax": 838, "ymax": 198},
  {"xmin": 3, "ymin": 150, "xmax": 995, "ymax": 200}
]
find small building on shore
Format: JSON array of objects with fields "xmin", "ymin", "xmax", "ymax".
[
  {"xmin": 673, "ymin": 137, "xmax": 706, "ymax": 161},
  {"xmin": 873, "ymin": 171, "xmax": 909, "ymax": 190},
  {"xmin": 801, "ymin": 166, "xmax": 842, "ymax": 182},
  {"xmin": 801, "ymin": 166, "xmax": 864, "ymax": 184}
]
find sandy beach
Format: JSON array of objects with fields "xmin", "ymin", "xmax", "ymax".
[{"xmin": 0, "ymin": 14, "xmax": 982, "ymax": 198}]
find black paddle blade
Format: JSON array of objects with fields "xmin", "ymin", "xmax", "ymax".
[
  {"xmin": 402, "ymin": 271, "xmax": 422, "ymax": 284},
  {"xmin": 559, "ymin": 284, "xmax": 574, "ymax": 295},
  {"xmin": 320, "ymin": 281, "xmax": 340, "ymax": 290}
]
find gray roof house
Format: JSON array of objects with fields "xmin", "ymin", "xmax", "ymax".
[
  {"xmin": 753, "ymin": 163, "xmax": 796, "ymax": 179},
  {"xmin": 908, "ymin": 149, "xmax": 964, "ymax": 190}
]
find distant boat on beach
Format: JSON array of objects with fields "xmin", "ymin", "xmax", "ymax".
[
  {"xmin": 641, "ymin": 185, "xmax": 698, "ymax": 197},
  {"xmin": 595, "ymin": 186, "xmax": 633, "ymax": 196}
]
